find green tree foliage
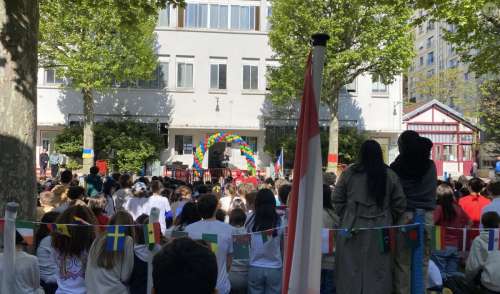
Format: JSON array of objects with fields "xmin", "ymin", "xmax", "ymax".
[
  {"xmin": 414, "ymin": 68, "xmax": 479, "ymax": 116},
  {"xmin": 268, "ymin": 0, "xmax": 414, "ymax": 170},
  {"xmin": 479, "ymin": 80, "xmax": 500, "ymax": 152},
  {"xmin": 265, "ymin": 127, "xmax": 367, "ymax": 168},
  {"xmin": 417, "ymin": 0, "xmax": 500, "ymax": 75},
  {"xmin": 55, "ymin": 120, "xmax": 162, "ymax": 173},
  {"xmin": 39, "ymin": 0, "xmax": 178, "ymax": 170}
]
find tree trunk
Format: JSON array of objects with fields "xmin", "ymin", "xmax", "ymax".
[
  {"xmin": 0, "ymin": 0, "xmax": 38, "ymax": 218},
  {"xmin": 326, "ymin": 93, "xmax": 339, "ymax": 173},
  {"xmin": 82, "ymin": 88, "xmax": 94, "ymax": 172}
]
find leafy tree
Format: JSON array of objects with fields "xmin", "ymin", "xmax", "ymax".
[
  {"xmin": 414, "ymin": 68, "xmax": 479, "ymax": 116},
  {"xmin": 478, "ymin": 79, "xmax": 500, "ymax": 153},
  {"xmin": 417, "ymin": 0, "xmax": 500, "ymax": 75},
  {"xmin": 265, "ymin": 127, "xmax": 367, "ymax": 169},
  {"xmin": 268, "ymin": 0, "xmax": 414, "ymax": 171},
  {"xmin": 39, "ymin": 0, "xmax": 177, "ymax": 171},
  {"xmin": 55, "ymin": 120, "xmax": 162, "ymax": 173}
]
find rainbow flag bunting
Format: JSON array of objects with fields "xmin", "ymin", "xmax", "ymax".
[
  {"xmin": 379, "ymin": 228, "xmax": 396, "ymax": 253},
  {"xmin": 431, "ymin": 226, "xmax": 445, "ymax": 250},
  {"xmin": 321, "ymin": 229, "xmax": 335, "ymax": 254},
  {"xmin": 144, "ymin": 223, "xmax": 161, "ymax": 249},
  {"xmin": 261, "ymin": 229, "xmax": 274, "ymax": 244},
  {"xmin": 48, "ymin": 224, "xmax": 71, "ymax": 237},
  {"xmin": 488, "ymin": 229, "xmax": 500, "ymax": 251},
  {"xmin": 202, "ymin": 233, "xmax": 218, "ymax": 253},
  {"xmin": 233, "ymin": 234, "xmax": 251, "ymax": 259},
  {"xmin": 106, "ymin": 225, "xmax": 126, "ymax": 252},
  {"xmin": 15, "ymin": 220, "xmax": 34, "ymax": 246}
]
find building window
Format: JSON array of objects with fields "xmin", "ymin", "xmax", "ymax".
[
  {"xmin": 158, "ymin": 6, "xmax": 170, "ymax": 26},
  {"xmin": 371, "ymin": 75, "xmax": 388, "ymax": 94},
  {"xmin": 209, "ymin": 4, "xmax": 229, "ymax": 29},
  {"xmin": 344, "ymin": 78, "xmax": 356, "ymax": 93},
  {"xmin": 443, "ymin": 145, "xmax": 457, "ymax": 161},
  {"xmin": 45, "ymin": 68, "xmax": 64, "ymax": 84},
  {"xmin": 174, "ymin": 135, "xmax": 193, "ymax": 155},
  {"xmin": 426, "ymin": 20, "xmax": 435, "ymax": 31},
  {"xmin": 241, "ymin": 136, "xmax": 258, "ymax": 153},
  {"xmin": 427, "ymin": 69, "xmax": 435, "ymax": 77},
  {"xmin": 426, "ymin": 36, "xmax": 433, "ymax": 48},
  {"xmin": 231, "ymin": 5, "xmax": 257, "ymax": 30},
  {"xmin": 177, "ymin": 60, "xmax": 194, "ymax": 88},
  {"xmin": 419, "ymin": 56, "xmax": 424, "ymax": 67},
  {"xmin": 267, "ymin": 6, "xmax": 272, "ymax": 30},
  {"xmin": 243, "ymin": 64, "xmax": 258, "ymax": 90},
  {"xmin": 427, "ymin": 51, "xmax": 434, "ymax": 65},
  {"xmin": 186, "ymin": 3, "xmax": 208, "ymax": 28},
  {"xmin": 210, "ymin": 61, "xmax": 227, "ymax": 90}
]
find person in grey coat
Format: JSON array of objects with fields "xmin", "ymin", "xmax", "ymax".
[{"xmin": 333, "ymin": 140, "xmax": 406, "ymax": 294}]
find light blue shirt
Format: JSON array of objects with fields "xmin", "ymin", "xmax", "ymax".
[{"xmin": 481, "ymin": 198, "xmax": 500, "ymax": 221}]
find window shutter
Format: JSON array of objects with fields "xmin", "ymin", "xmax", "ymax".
[
  {"xmin": 255, "ymin": 6, "xmax": 260, "ymax": 31},
  {"xmin": 178, "ymin": 7, "xmax": 185, "ymax": 27}
]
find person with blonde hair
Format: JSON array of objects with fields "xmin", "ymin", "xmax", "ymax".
[
  {"xmin": 37, "ymin": 191, "xmax": 56, "ymax": 221},
  {"xmin": 220, "ymin": 183, "xmax": 238, "ymax": 213},
  {"xmin": 171, "ymin": 185, "xmax": 192, "ymax": 222},
  {"xmin": 85, "ymin": 211, "xmax": 135, "ymax": 294}
]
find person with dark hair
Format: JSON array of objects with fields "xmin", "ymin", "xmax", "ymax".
[
  {"xmin": 40, "ymin": 149, "xmax": 50, "ymax": 178},
  {"xmin": 229, "ymin": 208, "xmax": 248, "ymax": 294},
  {"xmin": 466, "ymin": 212, "xmax": 500, "ymax": 293},
  {"xmin": 0, "ymin": 230, "xmax": 44, "ymax": 293},
  {"xmin": 171, "ymin": 202, "xmax": 201, "ymax": 232},
  {"xmin": 245, "ymin": 188, "xmax": 283, "ymax": 293},
  {"xmin": 171, "ymin": 185, "xmax": 193, "ymax": 222},
  {"xmin": 185, "ymin": 194, "xmax": 233, "ymax": 294},
  {"xmin": 51, "ymin": 169, "xmax": 74, "ymax": 207},
  {"xmin": 85, "ymin": 211, "xmax": 135, "ymax": 293},
  {"xmin": 482, "ymin": 179, "xmax": 500, "ymax": 219},
  {"xmin": 278, "ymin": 184, "xmax": 291, "ymax": 206},
  {"xmin": 245, "ymin": 191, "xmax": 257, "ymax": 215},
  {"xmin": 54, "ymin": 185, "xmax": 87, "ymax": 213},
  {"xmin": 36, "ymin": 211, "xmax": 61, "ymax": 294},
  {"xmin": 113, "ymin": 174, "xmax": 134, "ymax": 211},
  {"xmin": 141, "ymin": 180, "xmax": 172, "ymax": 235},
  {"xmin": 334, "ymin": 140, "xmax": 406, "ymax": 294},
  {"xmin": 102, "ymin": 177, "xmax": 118, "ymax": 215},
  {"xmin": 51, "ymin": 205, "xmax": 97, "ymax": 293},
  {"xmin": 152, "ymin": 237, "xmax": 218, "ymax": 294},
  {"xmin": 129, "ymin": 214, "xmax": 153, "ymax": 294},
  {"xmin": 432, "ymin": 184, "xmax": 470, "ymax": 279},
  {"xmin": 85, "ymin": 166, "xmax": 103, "ymax": 198},
  {"xmin": 459, "ymin": 178, "xmax": 490, "ymax": 228},
  {"xmin": 321, "ymin": 184, "xmax": 338, "ymax": 294},
  {"xmin": 390, "ymin": 131, "xmax": 437, "ymax": 294},
  {"xmin": 220, "ymin": 183, "xmax": 238, "ymax": 213},
  {"xmin": 216, "ymin": 209, "xmax": 227, "ymax": 222}
]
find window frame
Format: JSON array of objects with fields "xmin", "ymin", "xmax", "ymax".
[
  {"xmin": 209, "ymin": 58, "xmax": 228, "ymax": 90},
  {"xmin": 371, "ymin": 74, "xmax": 388, "ymax": 96},
  {"xmin": 242, "ymin": 63, "xmax": 259, "ymax": 90},
  {"xmin": 176, "ymin": 57, "xmax": 195, "ymax": 89},
  {"xmin": 158, "ymin": 6, "xmax": 170, "ymax": 27},
  {"xmin": 174, "ymin": 135, "xmax": 193, "ymax": 155},
  {"xmin": 44, "ymin": 68, "xmax": 65, "ymax": 85}
]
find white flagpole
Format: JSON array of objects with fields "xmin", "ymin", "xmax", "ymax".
[{"xmin": 312, "ymin": 33, "xmax": 329, "ymax": 111}]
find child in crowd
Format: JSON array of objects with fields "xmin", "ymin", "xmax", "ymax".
[
  {"xmin": 85, "ymin": 211, "xmax": 135, "ymax": 294},
  {"xmin": 481, "ymin": 180, "xmax": 500, "ymax": 219},
  {"xmin": 0, "ymin": 230, "xmax": 44, "ymax": 293},
  {"xmin": 113, "ymin": 174, "xmax": 134, "ymax": 211},
  {"xmin": 124, "ymin": 181, "xmax": 150, "ymax": 220},
  {"xmin": 220, "ymin": 183, "xmax": 237, "ymax": 213},
  {"xmin": 102, "ymin": 177, "xmax": 117, "ymax": 216},
  {"xmin": 244, "ymin": 191, "xmax": 257, "ymax": 216},
  {"xmin": 35, "ymin": 211, "xmax": 61, "ymax": 294},
  {"xmin": 229, "ymin": 208, "xmax": 249, "ymax": 294},
  {"xmin": 459, "ymin": 178, "xmax": 490, "ymax": 228},
  {"xmin": 466, "ymin": 212, "xmax": 500, "ymax": 293},
  {"xmin": 54, "ymin": 186, "xmax": 86, "ymax": 213},
  {"xmin": 87, "ymin": 196, "xmax": 110, "ymax": 232},
  {"xmin": 216, "ymin": 209, "xmax": 227, "ymax": 222},
  {"xmin": 185, "ymin": 194, "xmax": 234, "ymax": 294},
  {"xmin": 51, "ymin": 170, "xmax": 73, "ymax": 207},
  {"xmin": 129, "ymin": 215, "xmax": 150, "ymax": 294},
  {"xmin": 152, "ymin": 238, "xmax": 218, "ymax": 294},
  {"xmin": 245, "ymin": 189, "xmax": 283, "ymax": 294},
  {"xmin": 51, "ymin": 205, "xmax": 97, "ymax": 294},
  {"xmin": 171, "ymin": 185, "xmax": 193, "ymax": 221},
  {"xmin": 37, "ymin": 191, "xmax": 56, "ymax": 221},
  {"xmin": 147, "ymin": 180, "xmax": 171, "ymax": 235},
  {"xmin": 171, "ymin": 202, "xmax": 201, "ymax": 233}
]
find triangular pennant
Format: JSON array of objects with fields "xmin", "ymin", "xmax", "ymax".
[
  {"xmin": 15, "ymin": 220, "xmax": 34, "ymax": 246},
  {"xmin": 321, "ymin": 229, "xmax": 335, "ymax": 254},
  {"xmin": 379, "ymin": 228, "xmax": 395, "ymax": 254},
  {"xmin": 402, "ymin": 225, "xmax": 419, "ymax": 249},
  {"xmin": 73, "ymin": 216, "xmax": 90, "ymax": 225},
  {"xmin": 144, "ymin": 223, "xmax": 161, "ymax": 250},
  {"xmin": 261, "ymin": 229, "xmax": 274, "ymax": 244},
  {"xmin": 56, "ymin": 224, "xmax": 71, "ymax": 237},
  {"xmin": 233, "ymin": 234, "xmax": 251, "ymax": 259},
  {"xmin": 106, "ymin": 225, "xmax": 126, "ymax": 252},
  {"xmin": 202, "ymin": 233, "xmax": 218, "ymax": 253},
  {"xmin": 431, "ymin": 226, "xmax": 445, "ymax": 251}
]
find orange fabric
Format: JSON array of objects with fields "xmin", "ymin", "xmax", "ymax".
[{"xmin": 458, "ymin": 194, "xmax": 491, "ymax": 225}]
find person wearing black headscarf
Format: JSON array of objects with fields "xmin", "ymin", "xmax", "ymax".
[{"xmin": 390, "ymin": 130, "xmax": 437, "ymax": 294}]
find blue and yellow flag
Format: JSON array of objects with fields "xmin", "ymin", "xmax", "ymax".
[{"xmin": 106, "ymin": 225, "xmax": 126, "ymax": 252}]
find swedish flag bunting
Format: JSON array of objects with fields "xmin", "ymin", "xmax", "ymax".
[{"xmin": 106, "ymin": 225, "xmax": 126, "ymax": 252}]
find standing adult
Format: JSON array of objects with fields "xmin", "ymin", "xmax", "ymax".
[
  {"xmin": 49, "ymin": 151, "xmax": 61, "ymax": 179},
  {"xmin": 390, "ymin": 130, "xmax": 437, "ymax": 294},
  {"xmin": 321, "ymin": 184, "xmax": 338, "ymax": 294},
  {"xmin": 51, "ymin": 170, "xmax": 73, "ymax": 208},
  {"xmin": 459, "ymin": 178, "xmax": 490, "ymax": 228},
  {"xmin": 333, "ymin": 140, "xmax": 406, "ymax": 294},
  {"xmin": 40, "ymin": 149, "xmax": 50, "ymax": 178},
  {"xmin": 85, "ymin": 166, "xmax": 103, "ymax": 198},
  {"xmin": 185, "ymin": 194, "xmax": 233, "ymax": 294}
]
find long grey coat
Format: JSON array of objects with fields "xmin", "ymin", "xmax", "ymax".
[{"xmin": 333, "ymin": 165, "xmax": 406, "ymax": 294}]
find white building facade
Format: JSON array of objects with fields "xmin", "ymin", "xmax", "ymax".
[{"xmin": 36, "ymin": 0, "xmax": 403, "ymax": 174}]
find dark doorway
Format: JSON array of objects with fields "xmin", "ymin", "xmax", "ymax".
[{"xmin": 209, "ymin": 142, "xmax": 226, "ymax": 168}]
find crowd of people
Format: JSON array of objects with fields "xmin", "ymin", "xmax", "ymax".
[{"xmin": 1, "ymin": 130, "xmax": 500, "ymax": 294}]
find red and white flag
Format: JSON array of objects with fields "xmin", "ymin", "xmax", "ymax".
[{"xmin": 282, "ymin": 53, "xmax": 323, "ymax": 294}]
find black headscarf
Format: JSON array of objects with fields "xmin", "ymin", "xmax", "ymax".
[{"xmin": 390, "ymin": 130, "xmax": 433, "ymax": 179}]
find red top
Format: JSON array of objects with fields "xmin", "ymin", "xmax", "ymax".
[
  {"xmin": 434, "ymin": 204, "xmax": 470, "ymax": 248},
  {"xmin": 96, "ymin": 214, "xmax": 110, "ymax": 232},
  {"xmin": 458, "ymin": 194, "xmax": 491, "ymax": 226}
]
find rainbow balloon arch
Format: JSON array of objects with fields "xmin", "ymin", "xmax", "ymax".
[{"xmin": 193, "ymin": 132, "xmax": 256, "ymax": 176}]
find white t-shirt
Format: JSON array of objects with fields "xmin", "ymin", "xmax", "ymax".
[
  {"xmin": 124, "ymin": 197, "xmax": 149, "ymax": 221},
  {"xmin": 37, "ymin": 235, "xmax": 58, "ymax": 283},
  {"xmin": 52, "ymin": 248, "xmax": 87, "ymax": 294},
  {"xmin": 220, "ymin": 196, "xmax": 232, "ymax": 213},
  {"xmin": 245, "ymin": 213, "xmax": 283, "ymax": 269},
  {"xmin": 0, "ymin": 251, "xmax": 43, "ymax": 294},
  {"xmin": 145, "ymin": 194, "xmax": 171, "ymax": 235},
  {"xmin": 186, "ymin": 220, "xmax": 234, "ymax": 294}
]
